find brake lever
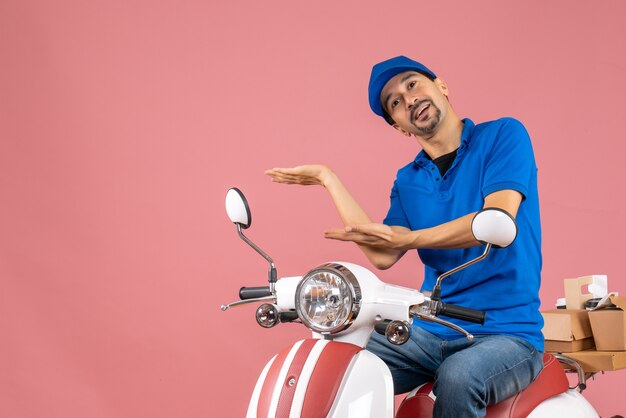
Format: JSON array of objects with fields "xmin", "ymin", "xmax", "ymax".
[
  {"xmin": 220, "ymin": 296, "xmax": 276, "ymax": 311},
  {"xmin": 411, "ymin": 305, "xmax": 475, "ymax": 341}
]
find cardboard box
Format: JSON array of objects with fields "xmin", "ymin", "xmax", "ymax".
[
  {"xmin": 564, "ymin": 275, "xmax": 607, "ymax": 309},
  {"xmin": 542, "ymin": 309, "xmax": 594, "ymax": 352},
  {"xmin": 559, "ymin": 350, "xmax": 626, "ymax": 372},
  {"xmin": 588, "ymin": 294, "xmax": 626, "ymax": 351}
]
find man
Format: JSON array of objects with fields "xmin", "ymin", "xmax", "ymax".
[{"xmin": 265, "ymin": 55, "xmax": 544, "ymax": 418}]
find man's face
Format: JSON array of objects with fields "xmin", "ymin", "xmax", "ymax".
[{"xmin": 380, "ymin": 71, "xmax": 449, "ymax": 137}]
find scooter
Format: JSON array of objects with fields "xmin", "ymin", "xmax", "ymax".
[{"xmin": 221, "ymin": 187, "xmax": 599, "ymax": 418}]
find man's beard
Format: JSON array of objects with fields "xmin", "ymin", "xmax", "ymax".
[{"xmin": 412, "ymin": 104, "xmax": 441, "ymax": 136}]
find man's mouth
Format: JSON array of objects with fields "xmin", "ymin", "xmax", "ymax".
[{"xmin": 412, "ymin": 102, "xmax": 431, "ymax": 122}]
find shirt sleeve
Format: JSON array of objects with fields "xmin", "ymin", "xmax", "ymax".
[
  {"xmin": 482, "ymin": 118, "xmax": 537, "ymax": 199},
  {"xmin": 383, "ymin": 179, "xmax": 411, "ymax": 228}
]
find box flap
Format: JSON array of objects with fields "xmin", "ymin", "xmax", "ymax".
[{"xmin": 609, "ymin": 294, "xmax": 626, "ymax": 310}]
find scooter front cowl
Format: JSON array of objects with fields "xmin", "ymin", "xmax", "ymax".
[{"xmin": 247, "ymin": 339, "xmax": 394, "ymax": 418}]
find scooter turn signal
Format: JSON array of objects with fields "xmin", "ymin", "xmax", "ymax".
[
  {"xmin": 256, "ymin": 303, "xmax": 280, "ymax": 328},
  {"xmin": 385, "ymin": 320, "xmax": 411, "ymax": 345}
]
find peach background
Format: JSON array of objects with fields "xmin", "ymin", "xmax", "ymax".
[{"xmin": 1, "ymin": 0, "xmax": 625, "ymax": 417}]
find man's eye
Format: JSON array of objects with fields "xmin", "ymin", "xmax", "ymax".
[
  {"xmin": 391, "ymin": 99, "xmax": 400, "ymax": 108},
  {"xmin": 408, "ymin": 81, "xmax": 416, "ymax": 89}
]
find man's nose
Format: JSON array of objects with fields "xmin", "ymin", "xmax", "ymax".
[{"xmin": 405, "ymin": 95, "xmax": 419, "ymax": 110}]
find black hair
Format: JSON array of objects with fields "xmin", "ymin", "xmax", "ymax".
[{"xmin": 381, "ymin": 70, "xmax": 436, "ymax": 125}]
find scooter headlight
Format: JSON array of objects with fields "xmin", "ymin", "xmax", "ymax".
[{"xmin": 295, "ymin": 263, "xmax": 361, "ymax": 334}]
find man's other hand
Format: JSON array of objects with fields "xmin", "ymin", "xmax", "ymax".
[{"xmin": 324, "ymin": 223, "xmax": 414, "ymax": 250}]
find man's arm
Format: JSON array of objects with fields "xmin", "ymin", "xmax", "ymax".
[
  {"xmin": 265, "ymin": 165, "xmax": 406, "ymax": 268},
  {"xmin": 325, "ymin": 189, "xmax": 523, "ymax": 267},
  {"xmin": 408, "ymin": 189, "xmax": 522, "ymax": 249}
]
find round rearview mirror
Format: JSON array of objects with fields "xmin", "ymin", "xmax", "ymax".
[
  {"xmin": 225, "ymin": 188, "xmax": 251, "ymax": 229},
  {"xmin": 471, "ymin": 208, "xmax": 517, "ymax": 248}
]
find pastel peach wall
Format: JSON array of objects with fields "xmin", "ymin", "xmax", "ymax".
[{"xmin": 1, "ymin": 0, "xmax": 624, "ymax": 417}]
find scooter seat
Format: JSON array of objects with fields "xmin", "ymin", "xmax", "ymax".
[{"xmin": 396, "ymin": 353, "xmax": 569, "ymax": 418}]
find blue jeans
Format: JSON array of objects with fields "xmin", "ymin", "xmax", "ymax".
[{"xmin": 366, "ymin": 326, "xmax": 544, "ymax": 418}]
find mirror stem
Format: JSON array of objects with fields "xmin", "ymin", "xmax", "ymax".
[
  {"xmin": 236, "ymin": 224, "xmax": 277, "ymax": 292},
  {"xmin": 431, "ymin": 243, "xmax": 492, "ymax": 301}
]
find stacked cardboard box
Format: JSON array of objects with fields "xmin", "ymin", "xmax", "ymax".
[
  {"xmin": 542, "ymin": 309, "xmax": 594, "ymax": 352},
  {"xmin": 542, "ymin": 294, "xmax": 626, "ymax": 372}
]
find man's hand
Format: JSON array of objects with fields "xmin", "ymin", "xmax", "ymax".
[
  {"xmin": 324, "ymin": 223, "xmax": 415, "ymax": 250},
  {"xmin": 265, "ymin": 165, "xmax": 333, "ymax": 187}
]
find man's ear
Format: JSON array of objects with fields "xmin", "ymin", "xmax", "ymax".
[
  {"xmin": 393, "ymin": 124, "xmax": 412, "ymax": 137},
  {"xmin": 435, "ymin": 78, "xmax": 449, "ymax": 98}
]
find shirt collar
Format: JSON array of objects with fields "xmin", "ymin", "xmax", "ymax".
[{"xmin": 413, "ymin": 118, "xmax": 475, "ymax": 167}]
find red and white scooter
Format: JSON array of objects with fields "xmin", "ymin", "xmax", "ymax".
[{"xmin": 221, "ymin": 187, "xmax": 599, "ymax": 418}]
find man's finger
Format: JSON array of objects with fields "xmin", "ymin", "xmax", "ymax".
[
  {"xmin": 324, "ymin": 228, "xmax": 348, "ymax": 239},
  {"xmin": 346, "ymin": 224, "xmax": 370, "ymax": 233},
  {"xmin": 325, "ymin": 231, "xmax": 356, "ymax": 241},
  {"xmin": 346, "ymin": 224, "xmax": 386, "ymax": 239},
  {"xmin": 349, "ymin": 222, "xmax": 382, "ymax": 232},
  {"xmin": 325, "ymin": 230, "xmax": 376, "ymax": 244}
]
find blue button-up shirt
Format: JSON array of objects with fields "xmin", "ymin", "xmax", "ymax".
[{"xmin": 384, "ymin": 117, "xmax": 544, "ymax": 350}]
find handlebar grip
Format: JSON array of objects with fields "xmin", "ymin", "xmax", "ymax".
[
  {"xmin": 439, "ymin": 303, "xmax": 485, "ymax": 325},
  {"xmin": 239, "ymin": 286, "xmax": 272, "ymax": 300}
]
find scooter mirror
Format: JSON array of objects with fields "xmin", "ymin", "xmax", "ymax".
[
  {"xmin": 471, "ymin": 208, "xmax": 517, "ymax": 248},
  {"xmin": 225, "ymin": 188, "xmax": 251, "ymax": 229}
]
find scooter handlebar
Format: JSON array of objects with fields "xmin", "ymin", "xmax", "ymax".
[
  {"xmin": 438, "ymin": 303, "xmax": 485, "ymax": 325},
  {"xmin": 239, "ymin": 286, "xmax": 272, "ymax": 300}
]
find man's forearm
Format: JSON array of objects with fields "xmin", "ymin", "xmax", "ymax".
[
  {"xmin": 408, "ymin": 213, "xmax": 480, "ymax": 249},
  {"xmin": 406, "ymin": 190, "xmax": 523, "ymax": 250},
  {"xmin": 322, "ymin": 171, "xmax": 372, "ymax": 225}
]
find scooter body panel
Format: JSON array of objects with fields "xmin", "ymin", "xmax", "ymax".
[
  {"xmin": 527, "ymin": 390, "xmax": 599, "ymax": 418},
  {"xmin": 326, "ymin": 349, "xmax": 394, "ymax": 418},
  {"xmin": 246, "ymin": 339, "xmax": 394, "ymax": 418},
  {"xmin": 247, "ymin": 354, "xmax": 276, "ymax": 418}
]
